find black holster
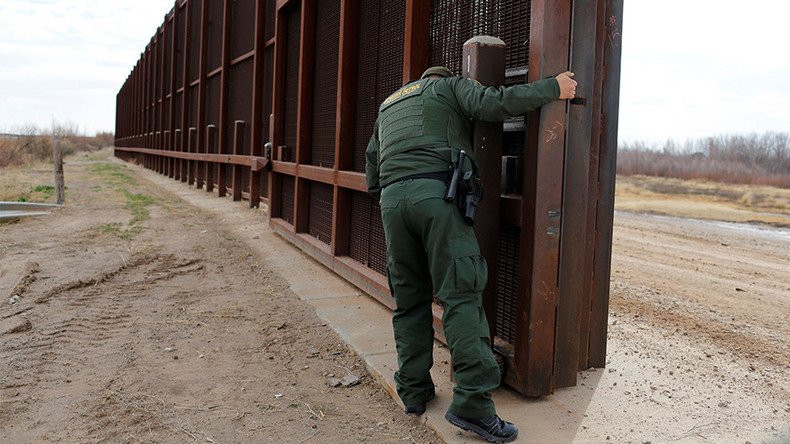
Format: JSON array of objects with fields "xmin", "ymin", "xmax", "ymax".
[
  {"xmin": 445, "ymin": 150, "xmax": 484, "ymax": 226},
  {"xmin": 459, "ymin": 171, "xmax": 484, "ymax": 226}
]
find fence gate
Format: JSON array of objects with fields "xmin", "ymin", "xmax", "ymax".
[{"xmin": 114, "ymin": 0, "xmax": 623, "ymax": 397}]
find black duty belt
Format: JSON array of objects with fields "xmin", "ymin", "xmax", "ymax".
[{"xmin": 384, "ymin": 170, "xmax": 453, "ymax": 188}]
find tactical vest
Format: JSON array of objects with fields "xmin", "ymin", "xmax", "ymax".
[{"xmin": 377, "ymin": 78, "xmax": 474, "ymax": 167}]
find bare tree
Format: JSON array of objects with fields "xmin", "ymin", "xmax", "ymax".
[{"xmin": 618, "ymin": 132, "xmax": 790, "ymax": 188}]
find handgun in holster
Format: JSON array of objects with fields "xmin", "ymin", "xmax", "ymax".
[{"xmin": 444, "ymin": 150, "xmax": 484, "ymax": 226}]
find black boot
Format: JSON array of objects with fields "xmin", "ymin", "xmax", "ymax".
[
  {"xmin": 445, "ymin": 411, "xmax": 518, "ymax": 443},
  {"xmin": 404, "ymin": 404, "xmax": 427, "ymax": 415},
  {"xmin": 403, "ymin": 393, "xmax": 435, "ymax": 415}
]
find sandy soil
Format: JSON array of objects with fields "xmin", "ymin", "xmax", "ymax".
[
  {"xmin": 588, "ymin": 211, "xmax": 790, "ymax": 442},
  {"xmin": 0, "ymin": 154, "xmax": 440, "ymax": 443},
  {"xmin": 1, "ymin": 153, "xmax": 788, "ymax": 443}
]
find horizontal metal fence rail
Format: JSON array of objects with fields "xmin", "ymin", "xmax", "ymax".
[{"xmin": 114, "ymin": 0, "xmax": 623, "ymax": 397}]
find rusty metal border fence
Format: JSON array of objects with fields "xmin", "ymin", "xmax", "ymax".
[{"xmin": 114, "ymin": 0, "xmax": 623, "ymax": 397}]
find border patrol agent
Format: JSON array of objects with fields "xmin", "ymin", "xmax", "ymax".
[{"xmin": 366, "ymin": 66, "xmax": 577, "ymax": 443}]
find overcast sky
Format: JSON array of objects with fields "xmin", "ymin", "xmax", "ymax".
[{"xmin": 0, "ymin": 0, "xmax": 788, "ymax": 144}]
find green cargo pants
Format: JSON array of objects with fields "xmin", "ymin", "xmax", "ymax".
[{"xmin": 379, "ymin": 178, "xmax": 500, "ymax": 418}]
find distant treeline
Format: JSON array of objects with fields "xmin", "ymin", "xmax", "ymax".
[
  {"xmin": 0, "ymin": 122, "xmax": 113, "ymax": 168},
  {"xmin": 617, "ymin": 132, "xmax": 790, "ymax": 188}
]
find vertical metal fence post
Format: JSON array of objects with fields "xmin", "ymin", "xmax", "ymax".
[
  {"xmin": 188, "ymin": 127, "xmax": 197, "ymax": 185},
  {"xmin": 180, "ymin": 0, "xmax": 192, "ymax": 186},
  {"xmin": 515, "ymin": 0, "xmax": 573, "ymax": 397},
  {"xmin": 206, "ymin": 125, "xmax": 216, "ymax": 192},
  {"xmin": 330, "ymin": 0, "xmax": 358, "ymax": 256},
  {"xmin": 168, "ymin": 2, "xmax": 178, "ymax": 180},
  {"xmin": 217, "ymin": 0, "xmax": 232, "ymax": 198},
  {"xmin": 589, "ymin": 0, "xmax": 624, "ymax": 368},
  {"xmin": 196, "ymin": 0, "xmax": 210, "ymax": 191},
  {"xmin": 293, "ymin": 0, "xmax": 315, "ymax": 233},
  {"xmin": 232, "ymin": 120, "xmax": 246, "ymax": 201},
  {"xmin": 462, "ymin": 35, "xmax": 505, "ymax": 352},
  {"xmin": 174, "ymin": 129, "xmax": 182, "ymax": 181},
  {"xmin": 248, "ymin": 0, "xmax": 268, "ymax": 209},
  {"xmin": 403, "ymin": 0, "xmax": 429, "ymax": 83},
  {"xmin": 554, "ymin": 0, "xmax": 599, "ymax": 389}
]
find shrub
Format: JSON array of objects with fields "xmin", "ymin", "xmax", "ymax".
[
  {"xmin": 618, "ymin": 132, "xmax": 790, "ymax": 188},
  {"xmin": 0, "ymin": 122, "xmax": 115, "ymax": 168}
]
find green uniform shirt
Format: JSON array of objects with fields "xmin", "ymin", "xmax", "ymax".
[{"xmin": 365, "ymin": 76, "xmax": 560, "ymax": 197}]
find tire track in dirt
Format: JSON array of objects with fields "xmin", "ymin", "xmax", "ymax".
[{"xmin": 0, "ymin": 253, "xmax": 204, "ymax": 435}]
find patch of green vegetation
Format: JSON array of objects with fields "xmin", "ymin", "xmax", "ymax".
[
  {"xmin": 8, "ymin": 184, "xmax": 55, "ymax": 203},
  {"xmin": 87, "ymin": 163, "xmax": 162, "ymax": 240},
  {"xmin": 90, "ymin": 163, "xmax": 136, "ymax": 187},
  {"xmin": 95, "ymin": 191, "xmax": 159, "ymax": 240},
  {"xmin": 31, "ymin": 184, "xmax": 55, "ymax": 200},
  {"xmin": 32, "ymin": 184, "xmax": 55, "ymax": 194},
  {"xmin": 121, "ymin": 190, "xmax": 158, "ymax": 224}
]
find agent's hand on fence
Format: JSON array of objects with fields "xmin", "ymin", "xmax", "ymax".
[{"xmin": 555, "ymin": 71, "xmax": 577, "ymax": 100}]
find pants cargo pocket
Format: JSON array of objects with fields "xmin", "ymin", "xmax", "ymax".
[{"xmin": 450, "ymin": 238, "xmax": 488, "ymax": 294}]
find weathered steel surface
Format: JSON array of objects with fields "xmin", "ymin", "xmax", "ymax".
[
  {"xmin": 114, "ymin": 146, "xmax": 269, "ymax": 171},
  {"xmin": 589, "ymin": 0, "xmax": 624, "ymax": 368},
  {"xmin": 513, "ymin": 0, "xmax": 572, "ymax": 397},
  {"xmin": 462, "ymin": 36, "xmax": 505, "ymax": 353},
  {"xmin": 554, "ymin": 0, "xmax": 599, "ymax": 389},
  {"xmin": 114, "ymin": 0, "xmax": 622, "ymax": 397}
]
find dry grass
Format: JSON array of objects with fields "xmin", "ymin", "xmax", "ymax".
[
  {"xmin": 615, "ymin": 175, "xmax": 790, "ymax": 227},
  {"xmin": 0, "ymin": 148, "xmax": 114, "ymax": 202}
]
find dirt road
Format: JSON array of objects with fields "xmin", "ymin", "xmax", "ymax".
[
  {"xmin": 1, "ymin": 153, "xmax": 788, "ymax": 443},
  {"xmin": 612, "ymin": 211, "xmax": 788, "ymax": 368},
  {"xmin": 0, "ymin": 156, "xmax": 439, "ymax": 443},
  {"xmin": 596, "ymin": 211, "xmax": 790, "ymax": 442}
]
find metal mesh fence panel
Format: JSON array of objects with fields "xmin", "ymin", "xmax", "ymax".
[
  {"xmin": 283, "ymin": 5, "xmax": 301, "ymax": 152},
  {"xmin": 281, "ymin": 175, "xmax": 295, "ymax": 224},
  {"xmin": 503, "ymin": 129, "xmax": 525, "ymax": 157},
  {"xmin": 226, "ymin": 60, "xmax": 253, "ymax": 154},
  {"xmin": 349, "ymin": 190, "xmax": 371, "ymax": 265},
  {"xmin": 308, "ymin": 181, "xmax": 334, "ymax": 244},
  {"xmin": 206, "ymin": 0, "xmax": 224, "ymax": 71},
  {"xmin": 164, "ymin": 20, "xmax": 172, "ymax": 96},
  {"xmin": 428, "ymin": 0, "xmax": 472, "ymax": 75},
  {"xmin": 349, "ymin": 191, "xmax": 387, "ymax": 275},
  {"xmin": 264, "ymin": 0, "xmax": 275, "ymax": 40},
  {"xmin": 188, "ymin": 0, "xmax": 202, "ymax": 81},
  {"xmin": 495, "ymin": 224, "xmax": 521, "ymax": 344},
  {"xmin": 175, "ymin": 6, "xmax": 185, "ymax": 89},
  {"xmin": 230, "ymin": 0, "xmax": 255, "ymax": 59},
  {"xmin": 368, "ymin": 199, "xmax": 387, "ymax": 274},
  {"xmin": 352, "ymin": 2, "xmax": 379, "ymax": 173},
  {"xmin": 428, "ymin": 0, "xmax": 530, "ymax": 75},
  {"xmin": 311, "ymin": 0, "xmax": 340, "ymax": 168},
  {"xmin": 352, "ymin": 0, "xmax": 405, "ymax": 173}
]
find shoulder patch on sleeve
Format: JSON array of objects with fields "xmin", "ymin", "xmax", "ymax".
[{"xmin": 466, "ymin": 78, "xmax": 483, "ymax": 87}]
